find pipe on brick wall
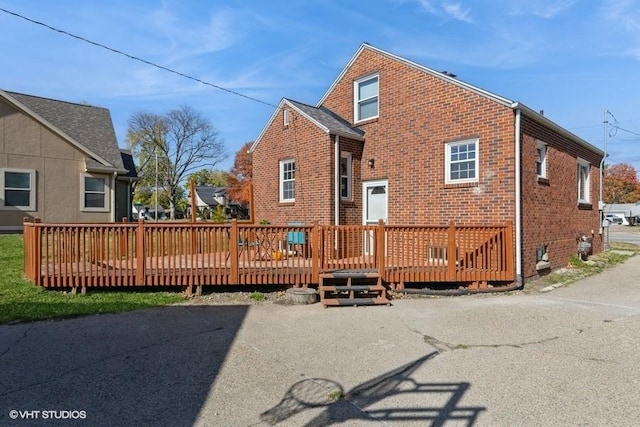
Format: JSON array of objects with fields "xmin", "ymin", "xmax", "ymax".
[
  {"xmin": 334, "ymin": 134, "xmax": 340, "ymax": 226},
  {"xmin": 514, "ymin": 107, "xmax": 523, "ymax": 286}
]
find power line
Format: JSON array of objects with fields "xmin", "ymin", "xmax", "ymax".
[{"xmin": 0, "ymin": 7, "xmax": 278, "ymax": 109}]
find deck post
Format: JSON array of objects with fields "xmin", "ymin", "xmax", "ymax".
[
  {"xmin": 376, "ymin": 219, "xmax": 386, "ymax": 279},
  {"xmin": 505, "ymin": 220, "xmax": 515, "ymax": 279},
  {"xmin": 447, "ymin": 221, "xmax": 456, "ymax": 281},
  {"xmin": 311, "ymin": 222, "xmax": 319, "ymax": 282},
  {"xmin": 230, "ymin": 219, "xmax": 239, "ymax": 284},
  {"xmin": 33, "ymin": 218, "xmax": 42, "ymax": 286},
  {"xmin": 135, "ymin": 217, "xmax": 145, "ymax": 285}
]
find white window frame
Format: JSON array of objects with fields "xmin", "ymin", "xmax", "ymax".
[
  {"xmin": 445, "ymin": 138, "xmax": 479, "ymax": 184},
  {"xmin": 0, "ymin": 168, "xmax": 36, "ymax": 210},
  {"xmin": 577, "ymin": 158, "xmax": 590, "ymax": 204},
  {"xmin": 283, "ymin": 109, "xmax": 290, "ymax": 127},
  {"xmin": 536, "ymin": 140, "xmax": 547, "ymax": 178},
  {"xmin": 354, "ymin": 73, "xmax": 379, "ymax": 123},
  {"xmin": 279, "ymin": 159, "xmax": 295, "ymax": 203},
  {"xmin": 340, "ymin": 152, "xmax": 352, "ymax": 200},
  {"xmin": 81, "ymin": 174, "xmax": 109, "ymax": 212}
]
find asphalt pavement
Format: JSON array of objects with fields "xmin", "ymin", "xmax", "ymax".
[{"xmin": 2, "ymin": 253, "xmax": 640, "ymax": 426}]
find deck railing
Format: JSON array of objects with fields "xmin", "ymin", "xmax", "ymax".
[{"xmin": 23, "ymin": 218, "xmax": 514, "ymax": 292}]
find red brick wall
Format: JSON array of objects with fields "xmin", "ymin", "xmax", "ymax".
[
  {"xmin": 520, "ymin": 115, "xmax": 603, "ymax": 278},
  {"xmin": 252, "ymin": 106, "xmax": 335, "ymax": 225},
  {"xmin": 321, "ymin": 48, "xmax": 517, "ymax": 226}
]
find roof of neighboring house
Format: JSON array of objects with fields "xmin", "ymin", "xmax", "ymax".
[
  {"xmin": 119, "ymin": 149, "xmax": 139, "ymax": 179},
  {"xmin": 194, "ymin": 186, "xmax": 226, "ymax": 207},
  {"xmin": 0, "ymin": 90, "xmax": 129, "ymax": 174}
]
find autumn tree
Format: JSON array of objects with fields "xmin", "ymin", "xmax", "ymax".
[
  {"xmin": 226, "ymin": 141, "xmax": 253, "ymax": 205},
  {"xmin": 127, "ymin": 106, "xmax": 227, "ymax": 219},
  {"xmin": 187, "ymin": 169, "xmax": 229, "ymax": 187},
  {"xmin": 603, "ymin": 163, "xmax": 640, "ymax": 203}
]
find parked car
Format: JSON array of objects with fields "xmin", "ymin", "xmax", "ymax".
[{"xmin": 605, "ymin": 214, "xmax": 623, "ymax": 225}]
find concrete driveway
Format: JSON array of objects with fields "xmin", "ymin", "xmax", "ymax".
[{"xmin": 2, "ymin": 256, "xmax": 640, "ymax": 426}]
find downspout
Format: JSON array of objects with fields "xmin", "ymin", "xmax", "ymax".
[
  {"xmin": 334, "ymin": 134, "xmax": 340, "ymax": 226},
  {"xmin": 514, "ymin": 108, "xmax": 523, "ymax": 286},
  {"xmin": 111, "ymin": 172, "xmax": 117, "ymax": 222}
]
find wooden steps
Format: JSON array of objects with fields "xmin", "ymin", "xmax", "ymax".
[{"xmin": 319, "ymin": 270, "xmax": 390, "ymax": 307}]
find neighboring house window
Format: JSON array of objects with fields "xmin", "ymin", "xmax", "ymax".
[
  {"xmin": 280, "ymin": 159, "xmax": 295, "ymax": 202},
  {"xmin": 445, "ymin": 138, "xmax": 479, "ymax": 184},
  {"xmin": 577, "ymin": 158, "xmax": 590, "ymax": 203},
  {"xmin": 536, "ymin": 141, "xmax": 547, "ymax": 178},
  {"xmin": 354, "ymin": 74, "xmax": 379, "ymax": 122},
  {"xmin": 340, "ymin": 153, "xmax": 352, "ymax": 200},
  {"xmin": 82, "ymin": 175, "xmax": 108, "ymax": 211},
  {"xmin": 0, "ymin": 169, "xmax": 36, "ymax": 210}
]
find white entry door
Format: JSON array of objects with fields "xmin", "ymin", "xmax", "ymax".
[{"xmin": 363, "ymin": 180, "xmax": 388, "ymax": 254}]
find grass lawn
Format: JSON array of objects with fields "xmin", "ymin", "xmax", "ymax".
[{"xmin": 0, "ymin": 234, "xmax": 185, "ymax": 324}]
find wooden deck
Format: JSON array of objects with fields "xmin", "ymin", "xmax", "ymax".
[{"xmin": 23, "ymin": 218, "xmax": 515, "ymax": 293}]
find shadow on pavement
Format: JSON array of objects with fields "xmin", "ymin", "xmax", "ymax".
[
  {"xmin": 262, "ymin": 352, "xmax": 485, "ymax": 426},
  {"xmin": 0, "ymin": 304, "xmax": 249, "ymax": 426}
]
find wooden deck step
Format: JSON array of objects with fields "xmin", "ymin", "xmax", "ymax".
[
  {"xmin": 322, "ymin": 285, "xmax": 384, "ymax": 292},
  {"xmin": 319, "ymin": 273, "xmax": 389, "ymax": 307}
]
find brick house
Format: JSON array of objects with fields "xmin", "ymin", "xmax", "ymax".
[{"xmin": 249, "ymin": 43, "xmax": 604, "ymax": 283}]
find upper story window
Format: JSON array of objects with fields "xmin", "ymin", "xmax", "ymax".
[
  {"xmin": 536, "ymin": 141, "xmax": 547, "ymax": 178},
  {"xmin": 354, "ymin": 74, "xmax": 379, "ymax": 122},
  {"xmin": 340, "ymin": 152, "xmax": 352, "ymax": 200},
  {"xmin": 280, "ymin": 159, "xmax": 295, "ymax": 202},
  {"xmin": 0, "ymin": 168, "xmax": 36, "ymax": 210},
  {"xmin": 577, "ymin": 158, "xmax": 590, "ymax": 203},
  {"xmin": 82, "ymin": 175, "xmax": 108, "ymax": 211},
  {"xmin": 445, "ymin": 138, "xmax": 479, "ymax": 184}
]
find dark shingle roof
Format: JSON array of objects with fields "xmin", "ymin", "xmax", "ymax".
[
  {"xmin": 119, "ymin": 150, "xmax": 138, "ymax": 179},
  {"xmin": 5, "ymin": 91, "xmax": 126, "ymax": 172},
  {"xmin": 285, "ymin": 99, "xmax": 365, "ymax": 140},
  {"xmin": 195, "ymin": 186, "xmax": 225, "ymax": 207}
]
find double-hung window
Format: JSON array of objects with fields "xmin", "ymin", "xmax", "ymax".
[
  {"xmin": 445, "ymin": 138, "xmax": 479, "ymax": 184},
  {"xmin": 82, "ymin": 175, "xmax": 108, "ymax": 211},
  {"xmin": 354, "ymin": 74, "xmax": 379, "ymax": 122},
  {"xmin": 577, "ymin": 158, "xmax": 590, "ymax": 204},
  {"xmin": 536, "ymin": 141, "xmax": 547, "ymax": 178},
  {"xmin": 280, "ymin": 159, "xmax": 295, "ymax": 202},
  {"xmin": 340, "ymin": 153, "xmax": 352, "ymax": 200},
  {"xmin": 1, "ymin": 169, "xmax": 36, "ymax": 210}
]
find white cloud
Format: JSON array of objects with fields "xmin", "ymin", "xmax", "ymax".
[
  {"xmin": 443, "ymin": 2, "xmax": 473, "ymax": 23},
  {"xmin": 508, "ymin": 0, "xmax": 576, "ymax": 18},
  {"xmin": 404, "ymin": 0, "xmax": 474, "ymax": 23}
]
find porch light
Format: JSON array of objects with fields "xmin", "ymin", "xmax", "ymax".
[{"xmin": 368, "ymin": 158, "xmax": 375, "ymax": 168}]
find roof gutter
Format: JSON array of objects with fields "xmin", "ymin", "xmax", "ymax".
[{"xmin": 512, "ymin": 102, "xmax": 604, "ymax": 157}]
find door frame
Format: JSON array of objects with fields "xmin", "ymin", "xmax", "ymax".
[{"xmin": 362, "ymin": 180, "xmax": 388, "ymax": 255}]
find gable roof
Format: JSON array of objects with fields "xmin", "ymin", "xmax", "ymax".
[
  {"xmin": 317, "ymin": 43, "xmax": 603, "ymax": 157},
  {"xmin": 317, "ymin": 43, "xmax": 514, "ymax": 108},
  {"xmin": 194, "ymin": 186, "xmax": 226, "ymax": 207},
  {"xmin": 249, "ymin": 98, "xmax": 364, "ymax": 153},
  {"xmin": 0, "ymin": 89, "xmax": 128, "ymax": 173}
]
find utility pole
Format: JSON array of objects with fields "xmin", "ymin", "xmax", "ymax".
[{"xmin": 601, "ymin": 110, "xmax": 609, "ymax": 250}]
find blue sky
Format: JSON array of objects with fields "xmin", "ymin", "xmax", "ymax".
[{"xmin": 1, "ymin": 0, "xmax": 639, "ymax": 173}]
